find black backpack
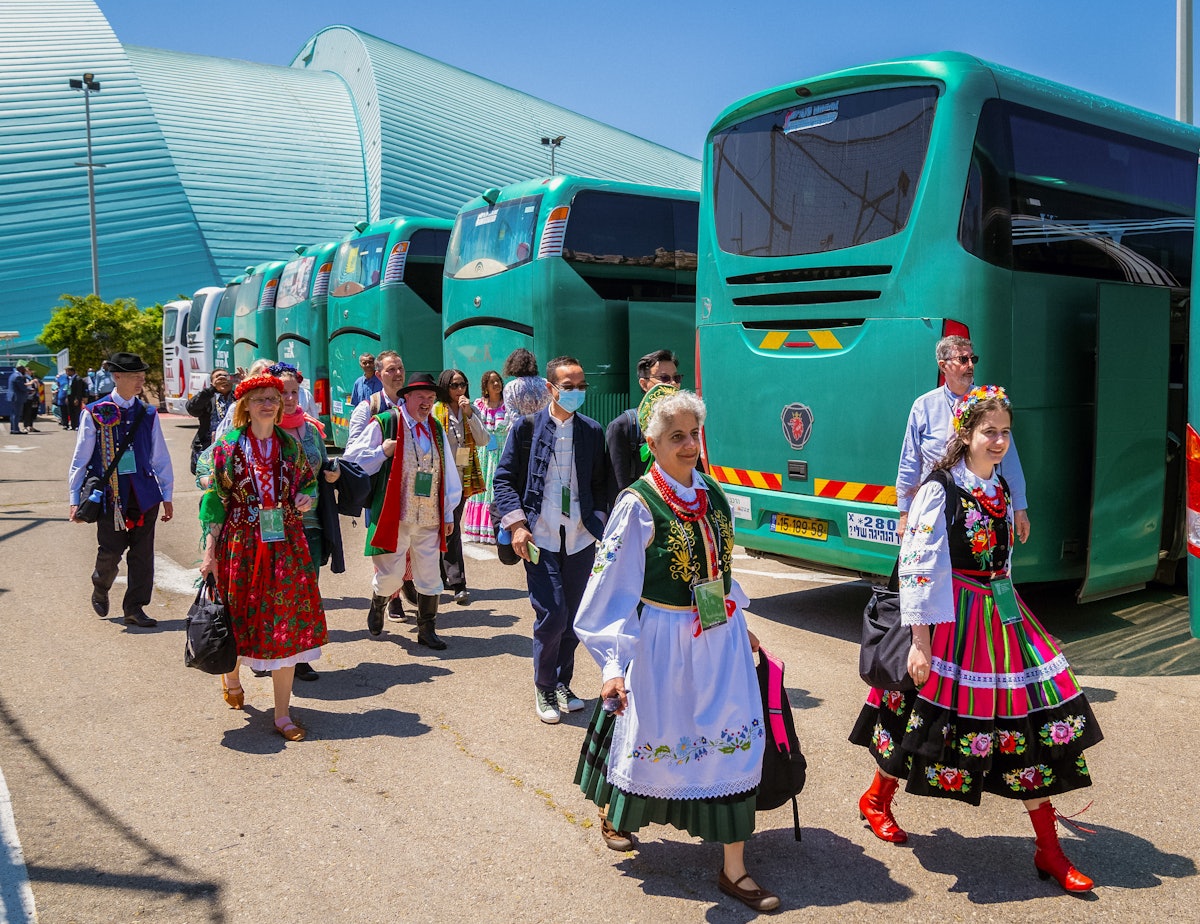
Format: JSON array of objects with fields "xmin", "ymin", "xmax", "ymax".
[{"xmin": 755, "ymin": 647, "xmax": 807, "ymax": 841}]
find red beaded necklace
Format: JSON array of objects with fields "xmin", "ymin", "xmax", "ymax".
[
  {"xmin": 650, "ymin": 465, "xmax": 708, "ymax": 522},
  {"xmin": 972, "ymin": 483, "xmax": 1007, "ymax": 519}
]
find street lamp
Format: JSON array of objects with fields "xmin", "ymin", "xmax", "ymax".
[
  {"xmin": 68, "ymin": 72, "xmax": 105, "ymax": 297},
  {"xmin": 540, "ymin": 134, "xmax": 565, "ymax": 174}
]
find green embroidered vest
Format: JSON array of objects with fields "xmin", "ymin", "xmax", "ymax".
[{"xmin": 625, "ymin": 472, "xmax": 735, "ymax": 610}]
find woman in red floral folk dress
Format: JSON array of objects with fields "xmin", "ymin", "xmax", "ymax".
[
  {"xmin": 199, "ymin": 373, "xmax": 328, "ymax": 742},
  {"xmin": 849, "ymin": 386, "xmax": 1103, "ymax": 892}
]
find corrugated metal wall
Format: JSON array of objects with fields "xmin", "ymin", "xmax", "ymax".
[
  {"xmin": 0, "ymin": 0, "xmax": 215, "ymax": 346},
  {"xmin": 293, "ymin": 27, "xmax": 701, "ymax": 223},
  {"xmin": 125, "ymin": 45, "xmax": 368, "ymax": 280}
]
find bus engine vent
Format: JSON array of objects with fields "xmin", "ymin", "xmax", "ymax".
[
  {"xmin": 732, "ymin": 290, "xmax": 880, "ymax": 307},
  {"xmin": 726, "ymin": 265, "xmax": 891, "ymax": 286}
]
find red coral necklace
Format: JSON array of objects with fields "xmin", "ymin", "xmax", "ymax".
[
  {"xmin": 651, "ymin": 465, "xmax": 708, "ymax": 522},
  {"xmin": 972, "ymin": 484, "xmax": 1007, "ymax": 518}
]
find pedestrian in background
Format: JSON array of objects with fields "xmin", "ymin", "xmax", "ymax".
[
  {"xmin": 198, "ymin": 372, "xmax": 326, "ymax": 740},
  {"xmin": 433, "ymin": 367, "xmax": 489, "ymax": 604},
  {"xmin": 67, "ymin": 352, "xmax": 174, "ymax": 629},
  {"xmin": 606, "ymin": 348, "xmax": 684, "ymax": 505},
  {"xmin": 55, "ymin": 368, "xmax": 70, "ymax": 428},
  {"xmin": 501, "ymin": 348, "xmax": 550, "ymax": 422},
  {"xmin": 462, "ymin": 369, "xmax": 508, "ymax": 544},
  {"xmin": 186, "ymin": 368, "xmax": 234, "ymax": 475},
  {"xmin": 7, "ymin": 365, "xmax": 30, "ymax": 434},
  {"xmin": 574, "ymin": 386, "xmax": 779, "ymax": 913},
  {"xmin": 350, "ymin": 352, "xmax": 383, "ymax": 407},
  {"xmin": 66, "ymin": 366, "xmax": 88, "ymax": 430},
  {"xmin": 851, "ymin": 386, "xmax": 1101, "ymax": 892}
]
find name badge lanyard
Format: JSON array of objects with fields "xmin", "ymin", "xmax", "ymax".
[
  {"xmin": 248, "ymin": 435, "xmax": 285, "ymax": 542},
  {"xmin": 684, "ymin": 501, "xmax": 727, "ymax": 632},
  {"xmin": 552, "ymin": 429, "xmax": 574, "ymax": 519},
  {"xmin": 409, "ymin": 418, "xmax": 435, "ymax": 497}
]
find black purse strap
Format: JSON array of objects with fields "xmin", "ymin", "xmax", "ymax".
[{"xmin": 94, "ymin": 401, "xmax": 148, "ymax": 484}]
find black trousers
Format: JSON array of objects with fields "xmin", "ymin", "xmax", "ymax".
[
  {"xmin": 439, "ymin": 495, "xmax": 468, "ymax": 592},
  {"xmin": 93, "ymin": 503, "xmax": 158, "ymax": 616}
]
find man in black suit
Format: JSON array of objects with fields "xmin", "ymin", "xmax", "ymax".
[{"xmin": 493, "ymin": 356, "xmax": 610, "ymax": 724}]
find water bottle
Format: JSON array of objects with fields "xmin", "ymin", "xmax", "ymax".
[
  {"xmin": 88, "ymin": 488, "xmax": 103, "ymax": 504},
  {"xmin": 497, "ymin": 526, "xmax": 512, "ymax": 545}
]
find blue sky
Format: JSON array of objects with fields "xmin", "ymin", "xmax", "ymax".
[{"xmin": 99, "ymin": 0, "xmax": 1193, "ymax": 159}]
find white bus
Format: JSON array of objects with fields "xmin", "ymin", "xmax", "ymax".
[
  {"xmin": 185, "ymin": 285, "xmax": 225, "ymax": 401},
  {"xmin": 162, "ymin": 298, "xmax": 191, "ymax": 414}
]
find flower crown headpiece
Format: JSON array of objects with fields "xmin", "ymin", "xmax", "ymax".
[
  {"xmin": 952, "ymin": 385, "xmax": 1010, "ymax": 431},
  {"xmin": 267, "ymin": 361, "xmax": 302, "ymax": 383},
  {"xmin": 234, "ymin": 373, "xmax": 284, "ymax": 400}
]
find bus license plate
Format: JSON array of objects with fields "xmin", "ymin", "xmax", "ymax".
[{"xmin": 770, "ymin": 513, "xmax": 828, "ymax": 541}]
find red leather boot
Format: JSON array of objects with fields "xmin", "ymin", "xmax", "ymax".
[
  {"xmin": 1028, "ymin": 801, "xmax": 1094, "ymax": 892},
  {"xmin": 859, "ymin": 770, "xmax": 908, "ymax": 843}
]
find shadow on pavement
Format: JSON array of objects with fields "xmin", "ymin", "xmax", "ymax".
[
  {"xmin": 0, "ymin": 694, "xmax": 227, "ymax": 922},
  {"xmin": 219, "ymin": 706, "xmax": 430, "ymax": 751},
  {"xmin": 290, "ymin": 661, "xmax": 452, "ymax": 702},
  {"xmin": 911, "ymin": 824, "xmax": 1196, "ymax": 902}
]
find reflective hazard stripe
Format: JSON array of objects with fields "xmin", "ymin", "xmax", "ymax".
[
  {"xmin": 814, "ymin": 478, "xmax": 897, "ymax": 505},
  {"xmin": 710, "ymin": 465, "xmax": 783, "ymax": 491}
]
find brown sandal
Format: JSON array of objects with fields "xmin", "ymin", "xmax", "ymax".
[
  {"xmin": 599, "ymin": 812, "xmax": 635, "ymax": 852},
  {"xmin": 718, "ymin": 869, "xmax": 780, "ymax": 912},
  {"xmin": 221, "ymin": 677, "xmax": 244, "ymax": 710},
  {"xmin": 273, "ymin": 717, "xmax": 306, "ymax": 741}
]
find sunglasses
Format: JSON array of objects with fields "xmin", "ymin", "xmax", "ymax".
[
  {"xmin": 646, "ymin": 373, "xmax": 683, "ymax": 384},
  {"xmin": 448, "ymin": 381, "xmax": 468, "ymax": 390},
  {"xmin": 949, "ymin": 354, "xmax": 979, "ymax": 366}
]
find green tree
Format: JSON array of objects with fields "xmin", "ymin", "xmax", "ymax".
[{"xmin": 40, "ymin": 294, "xmax": 166, "ymax": 401}]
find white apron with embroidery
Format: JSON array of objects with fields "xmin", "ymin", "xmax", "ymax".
[{"xmin": 574, "ymin": 469, "xmax": 764, "ymax": 800}]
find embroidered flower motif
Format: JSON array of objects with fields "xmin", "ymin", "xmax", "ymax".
[
  {"xmin": 630, "ymin": 721, "xmax": 761, "ymax": 764},
  {"xmin": 1039, "ymin": 715, "xmax": 1086, "ymax": 747},
  {"xmin": 882, "ymin": 690, "xmax": 907, "ymax": 715},
  {"xmin": 1075, "ymin": 755, "xmax": 1090, "ymax": 776},
  {"xmin": 899, "ymin": 574, "xmax": 933, "ymax": 590},
  {"xmin": 1003, "ymin": 763, "xmax": 1054, "ymax": 792},
  {"xmin": 906, "ymin": 523, "xmax": 934, "ymax": 536},
  {"xmin": 905, "ymin": 711, "xmax": 925, "ymax": 733},
  {"xmin": 997, "ymin": 729, "xmax": 1027, "ymax": 755},
  {"xmin": 872, "ymin": 723, "xmax": 895, "ymax": 759},
  {"xmin": 959, "ymin": 731, "xmax": 993, "ymax": 758},
  {"xmin": 926, "ymin": 764, "xmax": 970, "ymax": 792},
  {"xmin": 591, "ymin": 535, "xmax": 622, "ymax": 575}
]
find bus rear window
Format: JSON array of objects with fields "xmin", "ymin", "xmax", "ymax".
[
  {"xmin": 215, "ymin": 287, "xmax": 237, "ymax": 320},
  {"xmin": 276, "ymin": 257, "xmax": 315, "ymax": 309},
  {"xmin": 712, "ymin": 85, "xmax": 937, "ymax": 257},
  {"xmin": 445, "ymin": 195, "xmax": 541, "ymax": 279},
  {"xmin": 187, "ymin": 296, "xmax": 205, "ymax": 336},
  {"xmin": 404, "ymin": 228, "xmax": 451, "ymax": 312},
  {"xmin": 960, "ymin": 99, "xmax": 1196, "ymax": 287},
  {"xmin": 331, "ymin": 233, "xmax": 388, "ymax": 297},
  {"xmin": 162, "ymin": 309, "xmax": 179, "ymax": 342}
]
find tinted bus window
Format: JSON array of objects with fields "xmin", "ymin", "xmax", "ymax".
[
  {"xmin": 331, "ymin": 233, "xmax": 389, "ymax": 297},
  {"xmin": 187, "ymin": 294, "xmax": 205, "ymax": 337},
  {"xmin": 276, "ymin": 256, "xmax": 315, "ymax": 309},
  {"xmin": 712, "ymin": 85, "xmax": 938, "ymax": 257},
  {"xmin": 163, "ymin": 308, "xmax": 180, "ymax": 341},
  {"xmin": 215, "ymin": 287, "xmax": 236, "ymax": 321},
  {"xmin": 403, "ymin": 228, "xmax": 451, "ymax": 312},
  {"xmin": 960, "ymin": 99, "xmax": 1196, "ymax": 287},
  {"xmin": 562, "ymin": 191, "xmax": 698, "ymax": 299},
  {"xmin": 445, "ymin": 195, "xmax": 542, "ymax": 279}
]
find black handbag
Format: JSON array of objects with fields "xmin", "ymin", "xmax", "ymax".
[
  {"xmin": 859, "ymin": 560, "xmax": 916, "ymax": 691},
  {"xmin": 491, "ymin": 502, "xmax": 521, "ymax": 566},
  {"xmin": 75, "ymin": 403, "xmax": 146, "ymax": 524},
  {"xmin": 184, "ymin": 575, "xmax": 238, "ymax": 674}
]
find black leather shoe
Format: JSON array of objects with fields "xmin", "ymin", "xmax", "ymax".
[
  {"xmin": 91, "ymin": 589, "xmax": 109, "ymax": 618},
  {"xmin": 295, "ymin": 662, "xmax": 319, "ymax": 681},
  {"xmin": 367, "ymin": 594, "xmax": 388, "ymax": 636},
  {"xmin": 387, "ymin": 596, "xmax": 406, "ymax": 620},
  {"xmin": 402, "ymin": 580, "xmax": 418, "ymax": 606},
  {"xmin": 123, "ymin": 611, "xmax": 158, "ymax": 628}
]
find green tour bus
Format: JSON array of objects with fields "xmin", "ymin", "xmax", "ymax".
[
  {"xmin": 276, "ymin": 241, "xmax": 338, "ymax": 432},
  {"xmin": 442, "ymin": 175, "xmax": 699, "ymax": 427},
  {"xmin": 326, "ymin": 217, "xmax": 452, "ymax": 446},
  {"xmin": 232, "ymin": 260, "xmax": 287, "ymax": 371},
  {"xmin": 697, "ymin": 51, "xmax": 1200, "ymax": 604},
  {"xmin": 212, "ymin": 275, "xmax": 244, "ymax": 375}
]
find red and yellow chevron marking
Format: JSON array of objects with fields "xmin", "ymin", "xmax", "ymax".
[
  {"xmin": 710, "ymin": 465, "xmax": 783, "ymax": 491},
  {"xmin": 757, "ymin": 329, "xmax": 843, "ymax": 351},
  {"xmin": 814, "ymin": 478, "xmax": 897, "ymax": 505}
]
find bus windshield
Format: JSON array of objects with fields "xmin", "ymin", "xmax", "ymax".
[
  {"xmin": 331, "ymin": 233, "xmax": 388, "ymax": 297},
  {"xmin": 187, "ymin": 294, "xmax": 205, "ymax": 337},
  {"xmin": 163, "ymin": 308, "xmax": 180, "ymax": 341},
  {"xmin": 276, "ymin": 257, "xmax": 315, "ymax": 309},
  {"xmin": 711, "ymin": 85, "xmax": 938, "ymax": 257},
  {"xmin": 234, "ymin": 279, "xmax": 260, "ymax": 317},
  {"xmin": 445, "ymin": 195, "xmax": 542, "ymax": 279}
]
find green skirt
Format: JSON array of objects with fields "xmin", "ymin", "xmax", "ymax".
[{"xmin": 575, "ymin": 702, "xmax": 757, "ymax": 844}]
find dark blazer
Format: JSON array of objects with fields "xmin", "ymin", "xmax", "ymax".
[
  {"xmin": 493, "ymin": 408, "xmax": 610, "ymax": 542},
  {"xmin": 605, "ymin": 408, "xmax": 643, "ymax": 508}
]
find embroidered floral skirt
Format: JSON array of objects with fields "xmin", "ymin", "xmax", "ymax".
[
  {"xmin": 463, "ymin": 428, "xmax": 504, "ymax": 544},
  {"xmin": 576, "ymin": 704, "xmax": 757, "ymax": 844},
  {"xmin": 848, "ymin": 573, "xmax": 1102, "ymax": 805}
]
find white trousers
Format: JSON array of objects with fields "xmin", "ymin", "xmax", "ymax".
[{"xmin": 371, "ymin": 519, "xmax": 444, "ymax": 597}]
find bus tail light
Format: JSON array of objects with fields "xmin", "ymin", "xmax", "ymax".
[
  {"xmin": 1186, "ymin": 425, "xmax": 1200, "ymax": 557},
  {"xmin": 383, "ymin": 242, "xmax": 410, "ymax": 285},
  {"xmin": 938, "ymin": 319, "xmax": 970, "ymax": 386},
  {"xmin": 314, "ymin": 378, "xmax": 331, "ymax": 417},
  {"xmin": 313, "ymin": 261, "xmax": 332, "ymax": 299},
  {"xmin": 537, "ymin": 207, "xmax": 570, "ymax": 258}
]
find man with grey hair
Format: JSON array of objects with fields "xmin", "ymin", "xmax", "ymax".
[{"xmin": 896, "ymin": 335, "xmax": 1030, "ymax": 542}]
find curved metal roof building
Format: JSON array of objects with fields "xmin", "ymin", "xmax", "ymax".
[{"xmin": 0, "ymin": 0, "xmax": 699, "ymax": 351}]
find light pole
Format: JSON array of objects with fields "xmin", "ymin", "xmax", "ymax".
[
  {"xmin": 1179, "ymin": 0, "xmax": 1194, "ymax": 123},
  {"xmin": 68, "ymin": 73, "xmax": 104, "ymax": 297},
  {"xmin": 540, "ymin": 134, "xmax": 565, "ymax": 174}
]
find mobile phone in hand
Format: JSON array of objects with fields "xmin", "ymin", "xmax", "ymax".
[{"xmin": 527, "ymin": 542, "xmax": 541, "ymax": 565}]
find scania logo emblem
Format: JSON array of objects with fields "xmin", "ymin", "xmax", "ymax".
[{"xmin": 781, "ymin": 402, "xmax": 814, "ymax": 450}]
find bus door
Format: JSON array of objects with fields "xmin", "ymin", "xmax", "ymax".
[{"xmin": 1078, "ymin": 283, "xmax": 1171, "ymax": 602}]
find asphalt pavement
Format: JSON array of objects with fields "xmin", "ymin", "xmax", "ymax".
[{"xmin": 1, "ymin": 412, "xmax": 1197, "ymax": 923}]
